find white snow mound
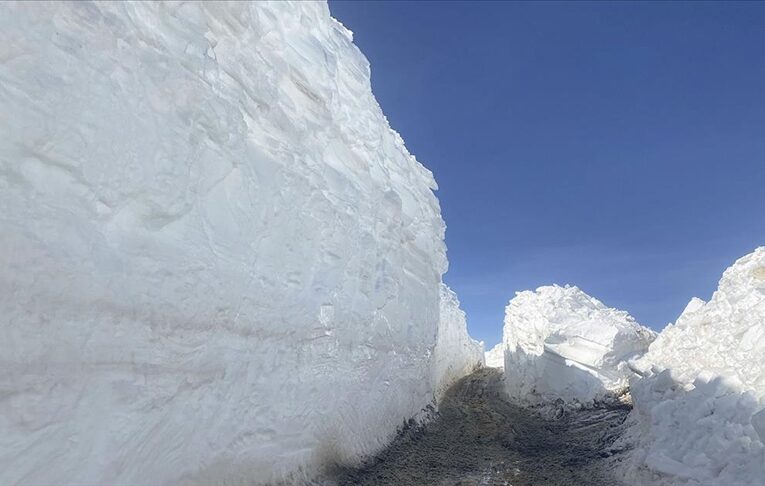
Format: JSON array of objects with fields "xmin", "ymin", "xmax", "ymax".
[
  {"xmin": 0, "ymin": 2, "xmax": 480, "ymax": 485},
  {"xmin": 485, "ymin": 343, "xmax": 505, "ymax": 369},
  {"xmin": 502, "ymin": 285, "xmax": 655, "ymax": 405},
  {"xmin": 621, "ymin": 248, "xmax": 765, "ymax": 486}
]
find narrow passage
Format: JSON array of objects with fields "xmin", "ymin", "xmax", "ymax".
[{"xmin": 334, "ymin": 368, "xmax": 630, "ymax": 485}]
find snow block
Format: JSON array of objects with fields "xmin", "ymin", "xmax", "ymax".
[
  {"xmin": 501, "ymin": 285, "xmax": 655, "ymax": 405},
  {"xmin": 0, "ymin": 2, "xmax": 480, "ymax": 485}
]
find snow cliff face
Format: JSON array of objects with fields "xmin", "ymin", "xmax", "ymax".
[
  {"xmin": 502, "ymin": 285, "xmax": 655, "ymax": 405},
  {"xmin": 0, "ymin": 2, "xmax": 479, "ymax": 485},
  {"xmin": 621, "ymin": 248, "xmax": 765, "ymax": 486},
  {"xmin": 635, "ymin": 248, "xmax": 765, "ymax": 392},
  {"xmin": 485, "ymin": 343, "xmax": 505, "ymax": 369},
  {"xmin": 432, "ymin": 285, "xmax": 485, "ymax": 399}
]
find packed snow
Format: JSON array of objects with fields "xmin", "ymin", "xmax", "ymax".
[
  {"xmin": 432, "ymin": 285, "xmax": 485, "ymax": 399},
  {"xmin": 619, "ymin": 248, "xmax": 765, "ymax": 486},
  {"xmin": 485, "ymin": 343, "xmax": 505, "ymax": 369},
  {"xmin": 502, "ymin": 285, "xmax": 655, "ymax": 405},
  {"xmin": 0, "ymin": 2, "xmax": 481, "ymax": 485}
]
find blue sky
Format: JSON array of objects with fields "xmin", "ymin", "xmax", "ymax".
[{"xmin": 329, "ymin": 1, "xmax": 765, "ymax": 346}]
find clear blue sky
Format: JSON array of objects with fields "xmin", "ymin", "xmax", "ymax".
[{"xmin": 329, "ymin": 1, "xmax": 765, "ymax": 346}]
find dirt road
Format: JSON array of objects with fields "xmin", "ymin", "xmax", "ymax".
[{"xmin": 332, "ymin": 368, "xmax": 629, "ymax": 485}]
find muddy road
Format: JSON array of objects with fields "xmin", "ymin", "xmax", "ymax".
[{"xmin": 332, "ymin": 368, "xmax": 629, "ymax": 485}]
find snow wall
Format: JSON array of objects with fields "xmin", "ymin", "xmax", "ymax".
[
  {"xmin": 0, "ymin": 2, "xmax": 482, "ymax": 485},
  {"xmin": 502, "ymin": 285, "xmax": 655, "ymax": 406},
  {"xmin": 619, "ymin": 248, "xmax": 765, "ymax": 486},
  {"xmin": 432, "ymin": 285, "xmax": 485, "ymax": 399}
]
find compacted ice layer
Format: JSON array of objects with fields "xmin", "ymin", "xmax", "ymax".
[
  {"xmin": 0, "ymin": 2, "xmax": 480, "ymax": 485},
  {"xmin": 502, "ymin": 285, "xmax": 655, "ymax": 405},
  {"xmin": 432, "ymin": 285, "xmax": 485, "ymax": 399},
  {"xmin": 620, "ymin": 248, "xmax": 765, "ymax": 485},
  {"xmin": 485, "ymin": 343, "xmax": 505, "ymax": 369}
]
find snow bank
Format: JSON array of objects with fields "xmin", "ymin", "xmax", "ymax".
[
  {"xmin": 621, "ymin": 248, "xmax": 765, "ymax": 485},
  {"xmin": 0, "ymin": 2, "xmax": 479, "ymax": 485},
  {"xmin": 485, "ymin": 343, "xmax": 505, "ymax": 369},
  {"xmin": 502, "ymin": 285, "xmax": 655, "ymax": 405},
  {"xmin": 432, "ymin": 285, "xmax": 484, "ymax": 398},
  {"xmin": 634, "ymin": 248, "xmax": 765, "ymax": 391}
]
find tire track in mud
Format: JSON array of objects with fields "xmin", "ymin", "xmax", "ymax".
[{"xmin": 332, "ymin": 367, "xmax": 630, "ymax": 485}]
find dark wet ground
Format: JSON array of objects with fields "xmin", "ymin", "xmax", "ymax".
[{"xmin": 331, "ymin": 368, "xmax": 630, "ymax": 486}]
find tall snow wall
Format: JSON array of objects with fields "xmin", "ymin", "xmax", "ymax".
[
  {"xmin": 502, "ymin": 285, "xmax": 655, "ymax": 406},
  {"xmin": 620, "ymin": 248, "xmax": 765, "ymax": 486},
  {"xmin": 0, "ymin": 2, "xmax": 480, "ymax": 485},
  {"xmin": 432, "ymin": 285, "xmax": 485, "ymax": 399}
]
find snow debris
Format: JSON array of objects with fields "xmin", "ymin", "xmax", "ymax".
[
  {"xmin": 0, "ymin": 2, "xmax": 480, "ymax": 485},
  {"xmin": 501, "ymin": 285, "xmax": 655, "ymax": 406},
  {"xmin": 620, "ymin": 248, "xmax": 765, "ymax": 486}
]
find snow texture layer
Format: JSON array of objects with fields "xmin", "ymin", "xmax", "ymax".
[
  {"xmin": 485, "ymin": 343, "xmax": 505, "ymax": 370},
  {"xmin": 0, "ymin": 2, "xmax": 480, "ymax": 485},
  {"xmin": 621, "ymin": 248, "xmax": 765, "ymax": 486},
  {"xmin": 432, "ymin": 285, "xmax": 485, "ymax": 399},
  {"xmin": 502, "ymin": 285, "xmax": 655, "ymax": 405}
]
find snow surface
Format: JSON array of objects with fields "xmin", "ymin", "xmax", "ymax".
[
  {"xmin": 502, "ymin": 285, "xmax": 655, "ymax": 405},
  {"xmin": 485, "ymin": 343, "xmax": 505, "ymax": 369},
  {"xmin": 0, "ymin": 2, "xmax": 481, "ymax": 485},
  {"xmin": 620, "ymin": 248, "xmax": 765, "ymax": 485},
  {"xmin": 432, "ymin": 285, "xmax": 485, "ymax": 398}
]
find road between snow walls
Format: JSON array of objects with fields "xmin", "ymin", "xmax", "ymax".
[
  {"xmin": 1, "ymin": 2, "xmax": 764, "ymax": 486},
  {"xmin": 328, "ymin": 250, "xmax": 765, "ymax": 486},
  {"xmin": 329, "ymin": 368, "xmax": 632, "ymax": 486}
]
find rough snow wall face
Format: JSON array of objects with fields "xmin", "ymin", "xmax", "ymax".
[
  {"xmin": 502, "ymin": 285, "xmax": 655, "ymax": 405},
  {"xmin": 635, "ymin": 248, "xmax": 765, "ymax": 392},
  {"xmin": 431, "ymin": 285, "xmax": 485, "ymax": 399},
  {"xmin": 0, "ymin": 2, "xmax": 473, "ymax": 485},
  {"xmin": 485, "ymin": 343, "xmax": 505, "ymax": 369},
  {"xmin": 621, "ymin": 248, "xmax": 765, "ymax": 486}
]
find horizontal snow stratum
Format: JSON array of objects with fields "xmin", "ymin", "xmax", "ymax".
[{"xmin": 0, "ymin": 2, "xmax": 481, "ymax": 485}]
